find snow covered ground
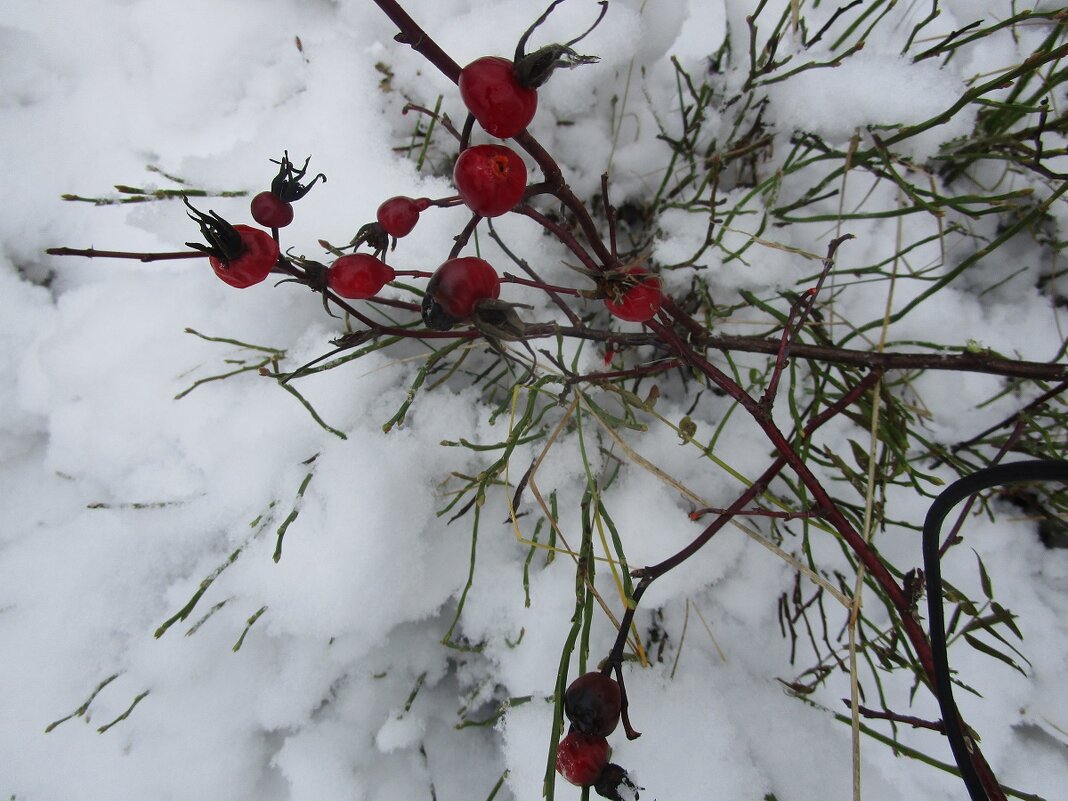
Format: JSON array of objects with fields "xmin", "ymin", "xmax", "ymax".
[{"xmin": 2, "ymin": 1, "xmax": 1066, "ymax": 800}]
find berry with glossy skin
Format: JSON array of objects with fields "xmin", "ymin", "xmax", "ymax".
[
  {"xmin": 249, "ymin": 151, "xmax": 326, "ymax": 229},
  {"xmin": 453, "ymin": 144, "xmax": 527, "ymax": 218},
  {"xmin": 603, "ymin": 267, "xmax": 662, "ymax": 323},
  {"xmin": 421, "ymin": 257, "xmax": 501, "ymax": 330},
  {"xmin": 327, "ymin": 254, "xmax": 396, "ymax": 299},
  {"xmin": 209, "ymin": 225, "xmax": 280, "ymax": 288},
  {"xmin": 459, "ymin": 56, "xmax": 538, "ymax": 139},
  {"xmin": 556, "ymin": 730, "xmax": 611, "ymax": 787},
  {"xmin": 184, "ymin": 198, "xmax": 280, "ymax": 289},
  {"xmin": 376, "ymin": 196, "xmax": 431, "ymax": 238},
  {"xmin": 564, "ymin": 672, "xmax": 622, "ymax": 736},
  {"xmin": 250, "ymin": 191, "xmax": 294, "ymax": 228}
]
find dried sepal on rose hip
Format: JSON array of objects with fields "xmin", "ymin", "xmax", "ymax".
[
  {"xmin": 421, "ymin": 257, "xmax": 501, "ymax": 330},
  {"xmin": 250, "ymin": 151, "xmax": 327, "ymax": 229},
  {"xmin": 603, "ymin": 266, "xmax": 662, "ymax": 323},
  {"xmin": 184, "ymin": 197, "xmax": 279, "ymax": 289},
  {"xmin": 556, "ymin": 728, "xmax": 611, "ymax": 787},
  {"xmin": 594, "ymin": 763, "xmax": 642, "ymax": 801},
  {"xmin": 453, "ymin": 144, "xmax": 527, "ymax": 218},
  {"xmin": 564, "ymin": 671, "xmax": 622, "ymax": 736},
  {"xmin": 326, "ymin": 254, "xmax": 396, "ymax": 299}
]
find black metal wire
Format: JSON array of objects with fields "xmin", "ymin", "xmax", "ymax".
[{"xmin": 922, "ymin": 459, "xmax": 1068, "ymax": 801}]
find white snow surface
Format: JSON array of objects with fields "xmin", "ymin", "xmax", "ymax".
[{"xmin": 2, "ymin": 2, "xmax": 1067, "ymax": 801}]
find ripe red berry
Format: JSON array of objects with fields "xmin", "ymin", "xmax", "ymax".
[
  {"xmin": 250, "ymin": 191, "xmax": 294, "ymax": 228},
  {"xmin": 459, "ymin": 56, "xmax": 538, "ymax": 139},
  {"xmin": 421, "ymin": 257, "xmax": 501, "ymax": 330},
  {"xmin": 207, "ymin": 225, "xmax": 279, "ymax": 289},
  {"xmin": 564, "ymin": 672, "xmax": 622, "ymax": 736},
  {"xmin": 453, "ymin": 144, "xmax": 527, "ymax": 218},
  {"xmin": 556, "ymin": 730, "xmax": 611, "ymax": 787},
  {"xmin": 327, "ymin": 254, "xmax": 396, "ymax": 299},
  {"xmin": 376, "ymin": 196, "xmax": 430, "ymax": 238},
  {"xmin": 603, "ymin": 267, "xmax": 662, "ymax": 323}
]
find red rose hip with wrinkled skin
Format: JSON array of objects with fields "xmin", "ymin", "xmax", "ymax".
[
  {"xmin": 564, "ymin": 672, "xmax": 622, "ymax": 736},
  {"xmin": 453, "ymin": 144, "xmax": 527, "ymax": 218},
  {"xmin": 327, "ymin": 254, "xmax": 396, "ymax": 299},
  {"xmin": 459, "ymin": 56, "xmax": 538, "ymax": 139},
  {"xmin": 604, "ymin": 267, "xmax": 662, "ymax": 323},
  {"xmin": 556, "ymin": 730, "xmax": 611, "ymax": 787},
  {"xmin": 209, "ymin": 225, "xmax": 280, "ymax": 289},
  {"xmin": 377, "ymin": 196, "xmax": 430, "ymax": 238}
]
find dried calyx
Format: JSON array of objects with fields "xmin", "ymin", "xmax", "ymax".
[{"xmin": 512, "ymin": 0, "xmax": 607, "ymax": 88}]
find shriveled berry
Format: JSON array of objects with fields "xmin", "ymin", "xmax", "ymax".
[
  {"xmin": 453, "ymin": 144, "xmax": 527, "ymax": 218},
  {"xmin": 556, "ymin": 730, "xmax": 611, "ymax": 787},
  {"xmin": 422, "ymin": 257, "xmax": 501, "ymax": 330},
  {"xmin": 603, "ymin": 267, "xmax": 662, "ymax": 323},
  {"xmin": 250, "ymin": 191, "xmax": 294, "ymax": 228},
  {"xmin": 564, "ymin": 672, "xmax": 622, "ymax": 736},
  {"xmin": 459, "ymin": 56, "xmax": 538, "ymax": 139},
  {"xmin": 327, "ymin": 254, "xmax": 396, "ymax": 299},
  {"xmin": 376, "ymin": 196, "xmax": 430, "ymax": 238}
]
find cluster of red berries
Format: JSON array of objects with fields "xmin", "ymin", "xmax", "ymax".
[
  {"xmin": 185, "ymin": 18, "xmax": 664, "ymax": 329},
  {"xmin": 556, "ymin": 672, "xmax": 639, "ymax": 800}
]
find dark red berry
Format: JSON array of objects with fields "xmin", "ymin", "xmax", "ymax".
[
  {"xmin": 603, "ymin": 267, "xmax": 662, "ymax": 323},
  {"xmin": 564, "ymin": 672, "xmax": 622, "ymax": 736},
  {"xmin": 453, "ymin": 144, "xmax": 527, "ymax": 218},
  {"xmin": 248, "ymin": 152, "xmax": 325, "ymax": 229},
  {"xmin": 376, "ymin": 196, "xmax": 430, "ymax": 238},
  {"xmin": 421, "ymin": 257, "xmax": 501, "ymax": 329},
  {"xmin": 459, "ymin": 56, "xmax": 538, "ymax": 139},
  {"xmin": 556, "ymin": 730, "xmax": 611, "ymax": 787},
  {"xmin": 250, "ymin": 191, "xmax": 294, "ymax": 228},
  {"xmin": 327, "ymin": 254, "xmax": 396, "ymax": 299}
]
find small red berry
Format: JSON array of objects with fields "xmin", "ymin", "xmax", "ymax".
[
  {"xmin": 376, "ymin": 196, "xmax": 430, "ymax": 238},
  {"xmin": 421, "ymin": 257, "xmax": 501, "ymax": 330},
  {"xmin": 603, "ymin": 267, "xmax": 662, "ymax": 323},
  {"xmin": 184, "ymin": 199, "xmax": 280, "ymax": 290},
  {"xmin": 327, "ymin": 254, "xmax": 396, "ymax": 299},
  {"xmin": 249, "ymin": 152, "xmax": 326, "ymax": 229},
  {"xmin": 453, "ymin": 144, "xmax": 527, "ymax": 218},
  {"xmin": 207, "ymin": 225, "xmax": 280, "ymax": 289},
  {"xmin": 556, "ymin": 730, "xmax": 611, "ymax": 787},
  {"xmin": 459, "ymin": 56, "xmax": 538, "ymax": 139},
  {"xmin": 564, "ymin": 672, "xmax": 622, "ymax": 736},
  {"xmin": 250, "ymin": 191, "xmax": 294, "ymax": 228}
]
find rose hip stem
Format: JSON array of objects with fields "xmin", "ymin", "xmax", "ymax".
[{"xmin": 45, "ymin": 247, "xmax": 207, "ymax": 262}]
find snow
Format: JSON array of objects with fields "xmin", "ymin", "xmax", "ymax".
[{"xmin": 2, "ymin": 2, "xmax": 1067, "ymax": 801}]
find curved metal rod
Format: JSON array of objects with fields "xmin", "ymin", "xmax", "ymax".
[{"xmin": 922, "ymin": 459, "xmax": 1068, "ymax": 801}]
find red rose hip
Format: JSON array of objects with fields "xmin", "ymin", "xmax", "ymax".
[
  {"xmin": 421, "ymin": 257, "xmax": 501, "ymax": 330},
  {"xmin": 208, "ymin": 225, "xmax": 280, "ymax": 289},
  {"xmin": 376, "ymin": 196, "xmax": 430, "ymax": 238},
  {"xmin": 459, "ymin": 56, "xmax": 538, "ymax": 139},
  {"xmin": 327, "ymin": 254, "xmax": 396, "ymax": 299},
  {"xmin": 250, "ymin": 191, "xmax": 295, "ymax": 228},
  {"xmin": 453, "ymin": 144, "xmax": 527, "ymax": 218},
  {"xmin": 556, "ymin": 730, "xmax": 611, "ymax": 787},
  {"xmin": 604, "ymin": 267, "xmax": 662, "ymax": 323}
]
